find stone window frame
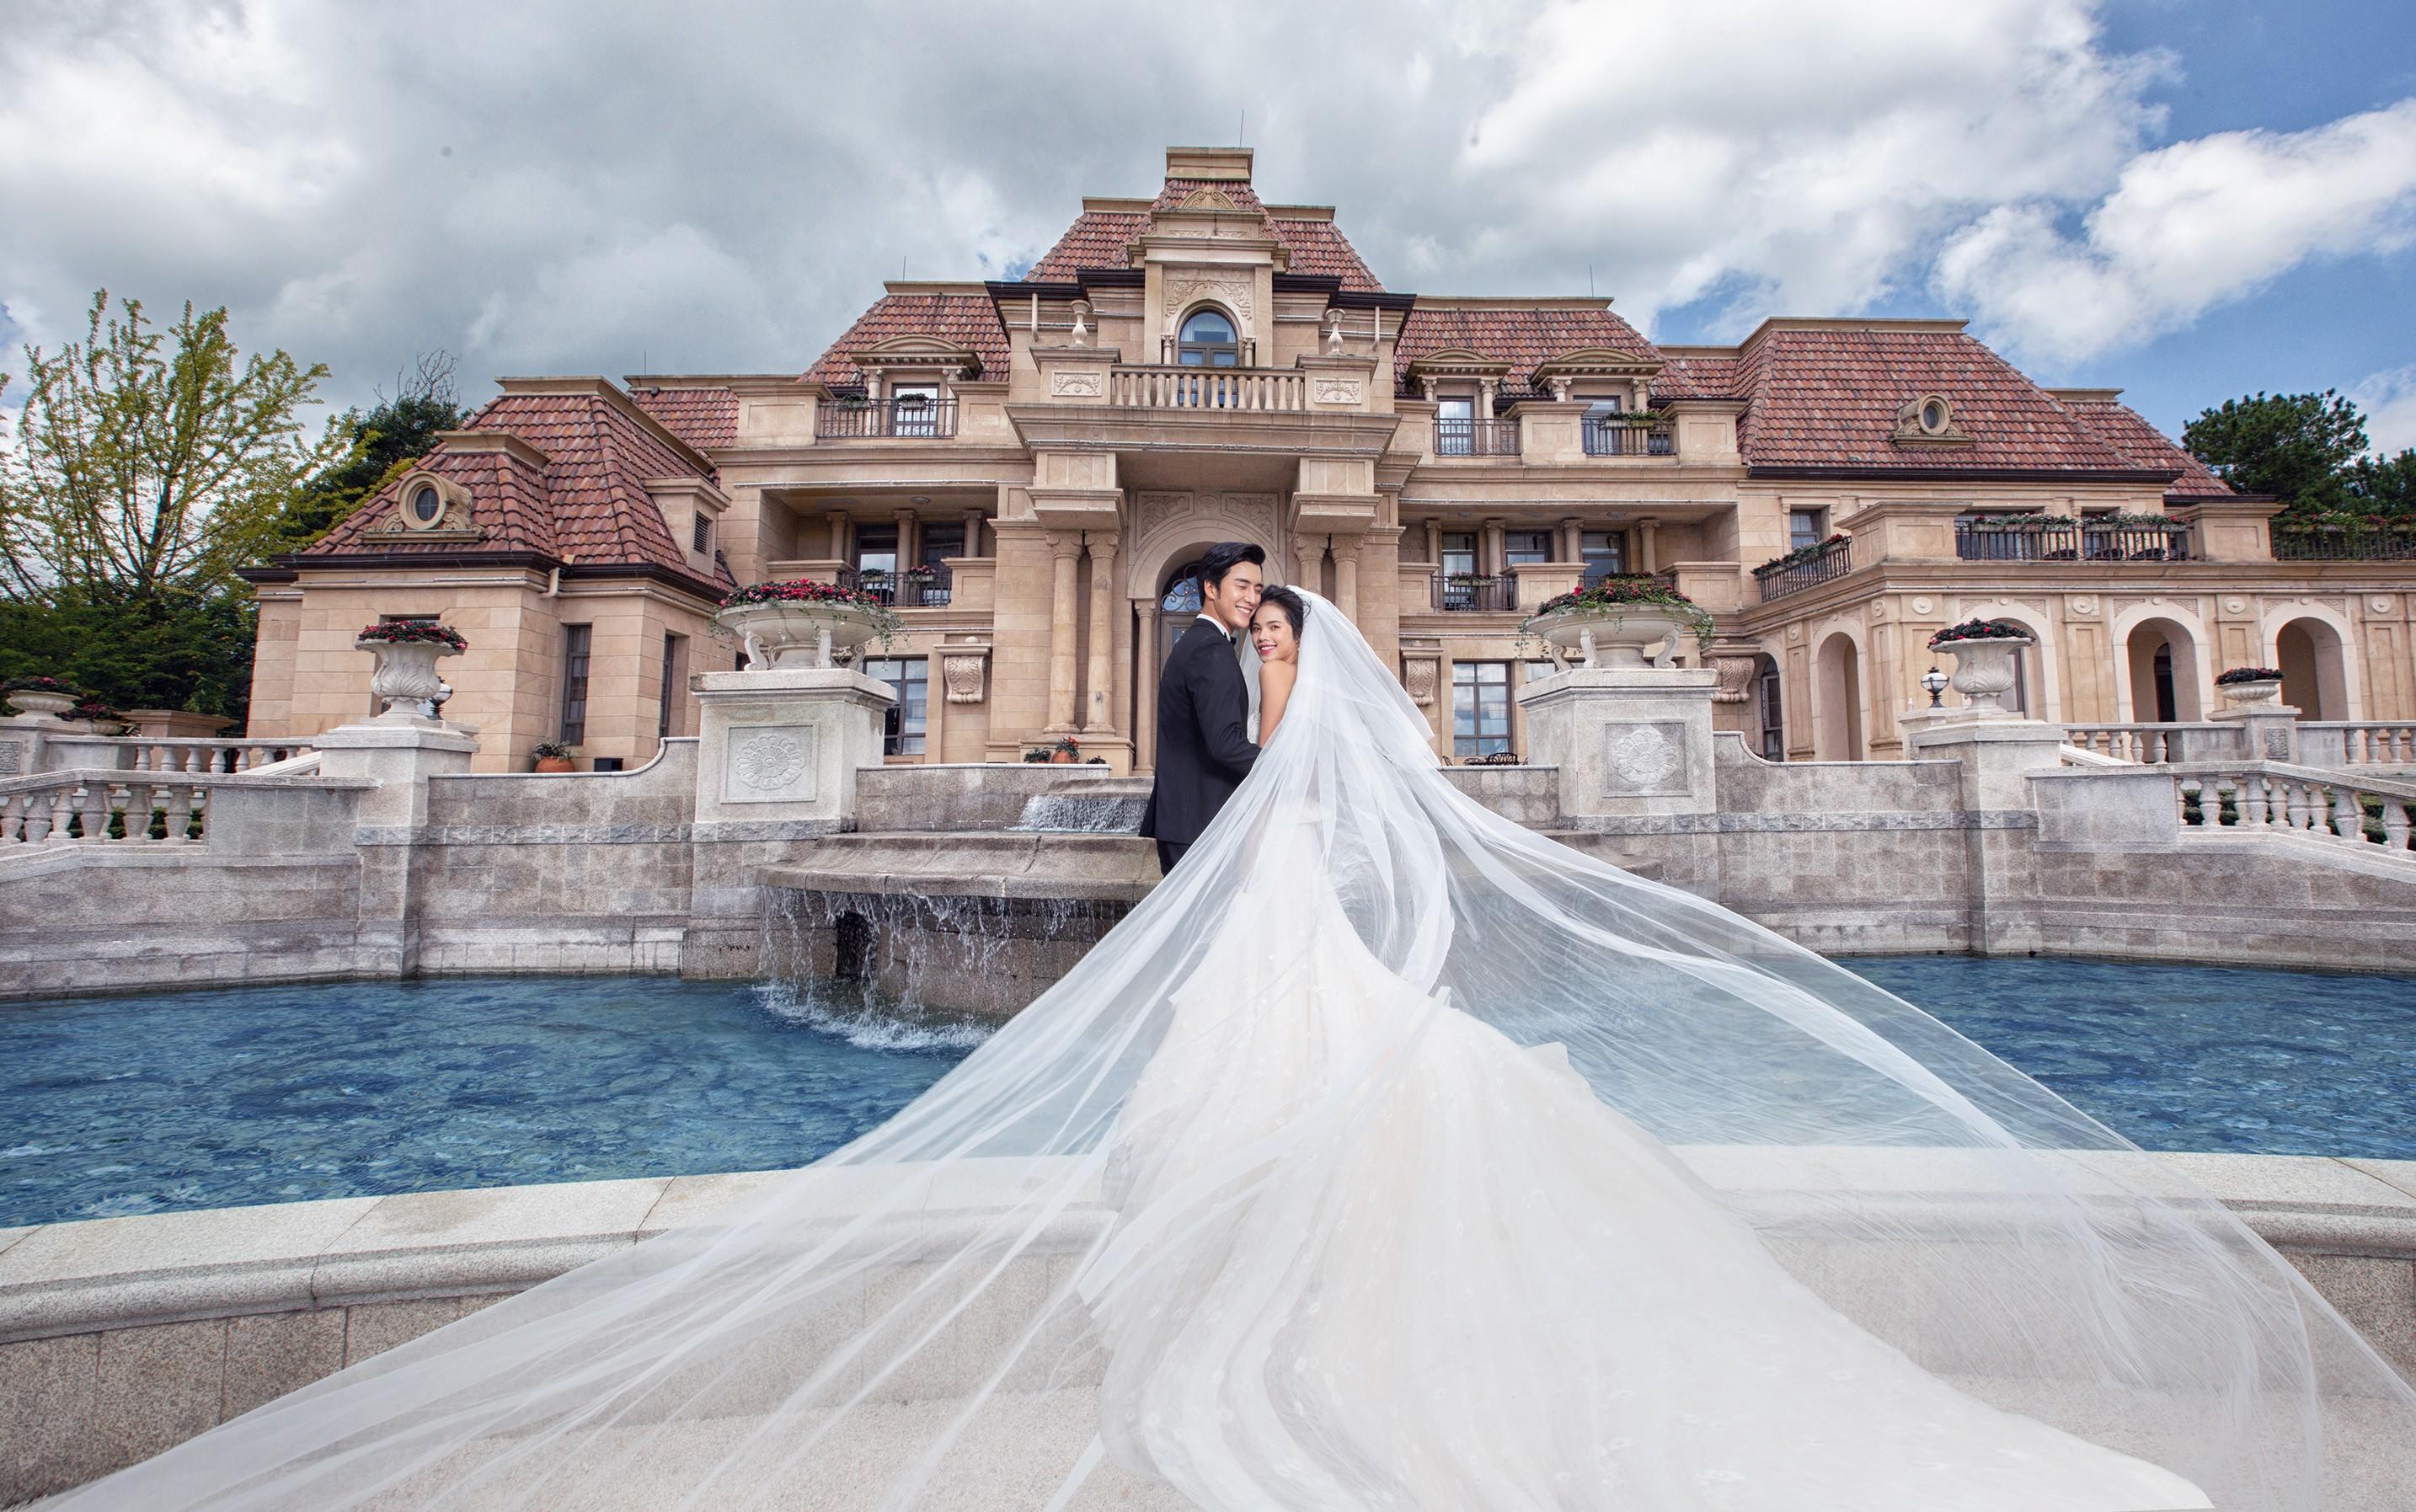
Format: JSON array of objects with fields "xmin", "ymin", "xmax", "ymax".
[
  {"xmin": 1451, "ymin": 660, "xmax": 1513, "ymax": 759},
  {"xmin": 1173, "ymin": 303, "xmax": 1244, "ymax": 368}
]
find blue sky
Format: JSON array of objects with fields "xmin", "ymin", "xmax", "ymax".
[{"xmin": 1, "ymin": 0, "xmax": 2411, "ymax": 455}]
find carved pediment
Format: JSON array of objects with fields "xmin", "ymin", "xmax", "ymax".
[
  {"xmin": 1179, "ymin": 187, "xmax": 1239, "ymax": 211},
  {"xmin": 851, "ymin": 334, "xmax": 982, "ymax": 379},
  {"xmin": 1533, "ymin": 346, "xmax": 1662, "ymax": 381},
  {"xmin": 365, "ymin": 469, "xmax": 484, "ymax": 542}
]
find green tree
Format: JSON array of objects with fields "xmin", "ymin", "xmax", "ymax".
[
  {"xmin": 275, "ymin": 350, "xmax": 467, "ymax": 550},
  {"xmin": 0, "ymin": 290, "xmax": 339, "ymax": 601},
  {"xmin": 2346, "ymin": 447, "xmax": 2416, "ymax": 517},
  {"xmin": 0, "ymin": 586, "xmax": 256, "ymax": 720},
  {"xmin": 2180, "ymin": 391, "xmax": 2368, "ymax": 512}
]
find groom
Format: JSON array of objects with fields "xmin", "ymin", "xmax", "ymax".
[{"xmin": 1139, "ymin": 542, "xmax": 1264, "ymax": 876}]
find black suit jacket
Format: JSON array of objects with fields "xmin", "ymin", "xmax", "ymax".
[{"xmin": 1139, "ymin": 617, "xmax": 1259, "ymax": 846}]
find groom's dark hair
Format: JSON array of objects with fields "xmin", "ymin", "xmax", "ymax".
[{"xmin": 1196, "ymin": 542, "xmax": 1265, "ymax": 590}]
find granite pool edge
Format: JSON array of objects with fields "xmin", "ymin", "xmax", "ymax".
[{"xmin": 2, "ymin": 1151, "xmax": 2413, "ymax": 1348}]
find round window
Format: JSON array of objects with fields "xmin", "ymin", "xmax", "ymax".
[
  {"xmin": 1920, "ymin": 398, "xmax": 1948, "ymax": 433},
  {"xmin": 409, "ymin": 484, "xmax": 443, "ymax": 526}
]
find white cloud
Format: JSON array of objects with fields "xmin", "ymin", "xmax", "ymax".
[
  {"xmin": 0, "ymin": 0, "xmax": 2406, "ymax": 424},
  {"xmin": 1937, "ymin": 101, "xmax": 2416, "ymax": 364},
  {"xmin": 2353, "ymin": 365, "xmax": 2416, "ymax": 456}
]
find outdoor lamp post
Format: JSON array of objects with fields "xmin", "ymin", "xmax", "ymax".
[{"xmin": 1920, "ymin": 665, "xmax": 1950, "ymax": 708}]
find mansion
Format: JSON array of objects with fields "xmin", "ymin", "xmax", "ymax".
[{"xmin": 241, "ymin": 146, "xmax": 2416, "ymax": 772}]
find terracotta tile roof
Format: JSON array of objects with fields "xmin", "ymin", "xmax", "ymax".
[
  {"xmin": 1392, "ymin": 305, "xmax": 1660, "ymax": 397},
  {"xmin": 304, "ymin": 387, "xmax": 728, "ymax": 594},
  {"xmin": 628, "ymin": 385, "xmax": 739, "ymax": 451},
  {"xmin": 801, "ymin": 292, "xmax": 1011, "ymax": 392},
  {"xmin": 1027, "ymin": 185, "xmax": 1383, "ymax": 291},
  {"xmin": 2053, "ymin": 393, "xmax": 2232, "ymax": 495},
  {"xmin": 1029, "ymin": 210, "xmax": 1149, "ymax": 281},
  {"xmin": 1729, "ymin": 323, "xmax": 2150, "ymax": 475},
  {"xmin": 1651, "ymin": 350, "xmax": 1741, "ymax": 401},
  {"xmin": 1269, "ymin": 219, "xmax": 1380, "ymax": 291}
]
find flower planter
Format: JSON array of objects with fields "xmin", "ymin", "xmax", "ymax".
[
  {"xmin": 2219, "ymin": 677, "xmax": 2285, "ymax": 705},
  {"xmin": 4, "ymin": 690, "xmax": 77, "ymax": 718},
  {"xmin": 357, "ymin": 637, "xmax": 462, "ymax": 718},
  {"xmin": 717, "ymin": 599, "xmax": 888, "ymax": 670},
  {"xmin": 1527, "ymin": 605, "xmax": 1694, "ymax": 670},
  {"xmin": 1936, "ymin": 636, "xmax": 2032, "ymax": 714},
  {"xmin": 534, "ymin": 756, "xmax": 576, "ymax": 773}
]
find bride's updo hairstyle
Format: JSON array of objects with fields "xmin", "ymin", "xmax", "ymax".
[{"xmin": 1257, "ymin": 585, "xmax": 1308, "ymax": 636}]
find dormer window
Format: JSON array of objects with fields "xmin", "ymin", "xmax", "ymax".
[
  {"xmin": 692, "ymin": 514, "xmax": 713, "ymax": 554},
  {"xmin": 1894, "ymin": 393, "xmax": 1973, "ymax": 447},
  {"xmin": 1177, "ymin": 308, "xmax": 1240, "ymax": 368}
]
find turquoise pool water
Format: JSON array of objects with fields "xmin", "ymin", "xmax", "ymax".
[{"xmin": 2, "ymin": 957, "xmax": 2408, "ymax": 1228}]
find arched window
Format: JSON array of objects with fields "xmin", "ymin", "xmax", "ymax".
[
  {"xmin": 1177, "ymin": 308, "xmax": 1239, "ymax": 368},
  {"xmin": 1159, "ymin": 561, "xmax": 1205, "ymax": 667}
]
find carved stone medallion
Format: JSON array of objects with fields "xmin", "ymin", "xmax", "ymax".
[
  {"xmin": 1601, "ymin": 721, "xmax": 1690, "ymax": 796},
  {"xmin": 724, "ymin": 725, "xmax": 816, "ymax": 804}
]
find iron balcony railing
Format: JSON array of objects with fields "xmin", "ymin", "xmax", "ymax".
[
  {"xmin": 1954, "ymin": 521, "xmax": 2196, "ymax": 563},
  {"xmin": 816, "ymin": 398, "xmax": 959, "ymax": 440},
  {"xmin": 2271, "ymin": 521, "xmax": 2416, "ymax": 561},
  {"xmin": 1431, "ymin": 576, "xmax": 1519, "ymax": 612},
  {"xmin": 1581, "ymin": 419, "xmax": 1676, "ymax": 457},
  {"xmin": 839, "ymin": 566, "xmax": 952, "ymax": 607},
  {"xmin": 1755, "ymin": 535, "xmax": 1858, "ymax": 601},
  {"xmin": 1434, "ymin": 418, "xmax": 1521, "ymax": 457}
]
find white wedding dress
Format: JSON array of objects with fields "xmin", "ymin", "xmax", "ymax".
[
  {"xmin": 45, "ymin": 589, "xmax": 2413, "ymax": 1512},
  {"xmin": 1087, "ymin": 795, "xmax": 2210, "ymax": 1509}
]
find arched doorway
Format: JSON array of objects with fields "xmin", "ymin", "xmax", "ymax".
[
  {"xmin": 1813, "ymin": 633, "xmax": 1864, "ymax": 760},
  {"xmin": 1158, "ymin": 558, "xmax": 1205, "ymax": 669},
  {"xmin": 2123, "ymin": 617, "xmax": 2203, "ymax": 722},
  {"xmin": 2274, "ymin": 617, "xmax": 2348, "ymax": 719},
  {"xmin": 1753, "ymin": 654, "xmax": 1785, "ymax": 761}
]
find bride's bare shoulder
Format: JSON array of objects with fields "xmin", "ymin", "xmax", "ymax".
[{"xmin": 1260, "ymin": 659, "xmax": 1298, "ymax": 690}]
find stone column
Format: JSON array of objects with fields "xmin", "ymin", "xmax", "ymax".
[
  {"xmin": 1111, "ymin": 590, "xmax": 1135, "ymax": 746},
  {"xmin": 1335, "ymin": 539, "xmax": 1361, "ymax": 622},
  {"xmin": 1561, "ymin": 516, "xmax": 1583, "ymax": 563},
  {"xmin": 1482, "ymin": 518, "xmax": 1506, "ymax": 577},
  {"xmin": 1083, "ymin": 536, "xmax": 1120, "ymax": 734},
  {"xmin": 1638, "ymin": 518, "xmax": 1660, "ymax": 574},
  {"xmin": 1423, "ymin": 517, "xmax": 1441, "ymax": 565},
  {"xmin": 964, "ymin": 505, "xmax": 985, "ymax": 558},
  {"xmin": 1136, "ymin": 600, "xmax": 1162, "ymax": 771},
  {"xmin": 895, "ymin": 506, "xmax": 919, "ymax": 574},
  {"xmin": 1479, "ymin": 377, "xmax": 1499, "ymax": 419},
  {"xmin": 1045, "ymin": 533, "xmax": 1082, "ymax": 732}
]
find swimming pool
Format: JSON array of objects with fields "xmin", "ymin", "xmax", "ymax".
[{"xmin": 2, "ymin": 956, "xmax": 2408, "ymax": 1229}]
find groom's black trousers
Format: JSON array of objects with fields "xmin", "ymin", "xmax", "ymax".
[{"xmin": 1155, "ymin": 840, "xmax": 1189, "ymax": 876}]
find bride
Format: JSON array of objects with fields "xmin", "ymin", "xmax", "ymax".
[{"xmin": 47, "ymin": 589, "xmax": 2415, "ymax": 1509}]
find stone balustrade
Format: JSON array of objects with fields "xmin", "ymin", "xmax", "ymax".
[
  {"xmin": 2300, "ymin": 721, "xmax": 2416, "ymax": 768},
  {"xmin": 2168, "ymin": 761, "xmax": 2416, "ymax": 856},
  {"xmin": 2064, "ymin": 723, "xmax": 2242, "ymax": 764},
  {"xmin": 0, "ymin": 768, "xmax": 360, "ymax": 851},
  {"xmin": 1106, "ymin": 364, "xmax": 1307, "ymax": 411}
]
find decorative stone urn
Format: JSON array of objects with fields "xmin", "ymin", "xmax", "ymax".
[
  {"xmin": 1528, "ymin": 605, "xmax": 1694, "ymax": 671},
  {"xmin": 717, "ymin": 601, "xmax": 887, "ymax": 671},
  {"xmin": 358, "ymin": 638, "xmax": 462, "ymax": 719},
  {"xmin": 1937, "ymin": 635, "xmax": 2032, "ymax": 715},
  {"xmin": 2219, "ymin": 676, "xmax": 2285, "ymax": 705},
  {"xmin": 3, "ymin": 689, "xmax": 76, "ymax": 718}
]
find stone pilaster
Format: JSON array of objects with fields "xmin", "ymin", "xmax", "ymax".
[{"xmin": 1045, "ymin": 533, "xmax": 1082, "ymax": 733}]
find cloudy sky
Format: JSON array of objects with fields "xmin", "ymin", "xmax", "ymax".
[{"xmin": 3, "ymin": 0, "xmax": 2413, "ymax": 451}]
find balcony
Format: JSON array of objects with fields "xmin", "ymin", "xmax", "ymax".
[
  {"xmin": 1755, "ymin": 535, "xmax": 1858, "ymax": 601},
  {"xmin": 840, "ymin": 566, "xmax": 953, "ymax": 607},
  {"xmin": 1432, "ymin": 575, "xmax": 1518, "ymax": 612},
  {"xmin": 1954, "ymin": 521, "xmax": 2197, "ymax": 564},
  {"xmin": 2272, "ymin": 520, "xmax": 2416, "ymax": 561},
  {"xmin": 1581, "ymin": 418, "xmax": 1675, "ymax": 457},
  {"xmin": 1435, "ymin": 418, "xmax": 1520, "ymax": 457},
  {"xmin": 1106, "ymin": 366, "xmax": 1307, "ymax": 412},
  {"xmin": 816, "ymin": 398, "xmax": 959, "ymax": 440}
]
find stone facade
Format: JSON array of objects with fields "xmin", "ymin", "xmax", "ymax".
[{"xmin": 214, "ymin": 145, "xmax": 2415, "ymax": 776}]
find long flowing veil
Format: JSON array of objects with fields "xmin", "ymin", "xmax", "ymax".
[{"xmin": 51, "ymin": 590, "xmax": 2415, "ymax": 1510}]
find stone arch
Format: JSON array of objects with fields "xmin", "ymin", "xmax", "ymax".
[
  {"xmin": 1812, "ymin": 628, "xmax": 1867, "ymax": 761},
  {"xmin": 2112, "ymin": 606, "xmax": 2210, "ymax": 723},
  {"xmin": 1124, "ymin": 494, "xmax": 1286, "ymax": 603},
  {"xmin": 2262, "ymin": 601, "xmax": 2360, "ymax": 721}
]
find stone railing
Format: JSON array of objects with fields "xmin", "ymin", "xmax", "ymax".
[
  {"xmin": 2063, "ymin": 723, "xmax": 2241, "ymax": 764},
  {"xmin": 0, "ymin": 767, "xmax": 353, "ymax": 850},
  {"xmin": 1106, "ymin": 365, "xmax": 1307, "ymax": 412},
  {"xmin": 2299, "ymin": 722, "xmax": 2416, "ymax": 768},
  {"xmin": 80, "ymin": 736, "xmax": 315, "ymax": 773},
  {"xmin": 2169, "ymin": 761, "xmax": 2416, "ymax": 857}
]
